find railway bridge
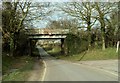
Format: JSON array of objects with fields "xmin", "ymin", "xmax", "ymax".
[{"xmin": 25, "ymin": 28, "xmax": 70, "ymax": 56}]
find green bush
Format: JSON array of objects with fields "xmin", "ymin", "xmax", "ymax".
[{"xmin": 64, "ymin": 33, "xmax": 88, "ymax": 56}]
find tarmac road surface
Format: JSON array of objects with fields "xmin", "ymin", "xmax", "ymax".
[{"xmin": 37, "ymin": 46, "xmax": 118, "ymax": 81}]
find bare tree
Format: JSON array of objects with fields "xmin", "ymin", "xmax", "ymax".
[
  {"xmin": 94, "ymin": 2, "xmax": 117, "ymax": 50},
  {"xmin": 2, "ymin": 1, "xmax": 31, "ymax": 56},
  {"xmin": 60, "ymin": 2, "xmax": 97, "ymax": 49},
  {"xmin": 24, "ymin": 2, "xmax": 52, "ymax": 28}
]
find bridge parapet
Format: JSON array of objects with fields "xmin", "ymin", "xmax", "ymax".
[{"xmin": 25, "ymin": 28, "xmax": 69, "ymax": 35}]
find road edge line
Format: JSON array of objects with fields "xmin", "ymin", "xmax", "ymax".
[{"xmin": 41, "ymin": 60, "xmax": 47, "ymax": 81}]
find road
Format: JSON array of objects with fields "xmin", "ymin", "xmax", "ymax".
[{"xmin": 37, "ymin": 46, "xmax": 118, "ymax": 81}]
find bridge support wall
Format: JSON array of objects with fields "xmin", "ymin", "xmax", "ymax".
[
  {"xmin": 61, "ymin": 38, "xmax": 65, "ymax": 54},
  {"xmin": 28, "ymin": 39, "xmax": 32, "ymax": 56}
]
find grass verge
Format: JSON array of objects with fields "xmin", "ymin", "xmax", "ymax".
[
  {"xmin": 2, "ymin": 47, "xmax": 42, "ymax": 81},
  {"xmin": 2, "ymin": 55, "xmax": 35, "ymax": 81},
  {"xmin": 56, "ymin": 47, "xmax": 118, "ymax": 61}
]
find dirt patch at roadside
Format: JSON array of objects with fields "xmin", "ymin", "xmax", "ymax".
[
  {"xmin": 27, "ymin": 59, "xmax": 45, "ymax": 81},
  {"xmin": 78, "ymin": 60, "xmax": 118, "ymax": 74}
]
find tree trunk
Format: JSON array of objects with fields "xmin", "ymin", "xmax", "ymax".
[
  {"xmin": 95, "ymin": 34, "xmax": 98, "ymax": 47},
  {"xmin": 101, "ymin": 21, "xmax": 106, "ymax": 50},
  {"xmin": 102, "ymin": 35, "xmax": 105, "ymax": 50},
  {"xmin": 88, "ymin": 34, "xmax": 91, "ymax": 50},
  {"xmin": 101, "ymin": 27, "xmax": 106, "ymax": 50},
  {"xmin": 10, "ymin": 37, "xmax": 14, "ymax": 56},
  {"xmin": 116, "ymin": 41, "xmax": 119, "ymax": 53},
  {"xmin": 87, "ymin": 26, "xmax": 91, "ymax": 50}
]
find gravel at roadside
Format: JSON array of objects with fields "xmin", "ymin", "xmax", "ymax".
[{"xmin": 78, "ymin": 60, "xmax": 118, "ymax": 75}]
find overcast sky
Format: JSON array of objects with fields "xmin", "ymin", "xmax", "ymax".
[
  {"xmin": 27, "ymin": 2, "xmax": 100, "ymax": 29},
  {"xmin": 7, "ymin": 0, "xmax": 119, "ymax": 2},
  {"xmin": 27, "ymin": 2, "xmax": 75, "ymax": 28},
  {"xmin": 1, "ymin": 1, "xmax": 118, "ymax": 29},
  {"xmin": 8, "ymin": 0, "xmax": 119, "ymax": 2}
]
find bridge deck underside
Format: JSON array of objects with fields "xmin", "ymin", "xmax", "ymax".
[
  {"xmin": 28, "ymin": 34, "xmax": 67, "ymax": 40},
  {"xmin": 29, "ymin": 38, "xmax": 65, "ymax": 40},
  {"xmin": 29, "ymin": 37, "xmax": 66, "ymax": 39},
  {"xmin": 28, "ymin": 33, "xmax": 67, "ymax": 36}
]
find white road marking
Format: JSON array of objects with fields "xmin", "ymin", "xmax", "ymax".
[{"xmin": 41, "ymin": 60, "xmax": 47, "ymax": 81}]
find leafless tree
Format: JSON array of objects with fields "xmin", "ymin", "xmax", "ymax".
[
  {"xmin": 60, "ymin": 2, "xmax": 97, "ymax": 49},
  {"xmin": 94, "ymin": 2, "xmax": 117, "ymax": 50}
]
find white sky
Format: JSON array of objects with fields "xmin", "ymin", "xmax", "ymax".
[
  {"xmin": 29, "ymin": 3, "xmax": 73, "ymax": 28},
  {"xmin": 24, "ymin": 0, "xmax": 119, "ymax": 2},
  {"xmin": 1, "ymin": 1, "xmax": 118, "ymax": 28},
  {"xmin": 27, "ymin": 2, "xmax": 113, "ymax": 28},
  {"xmin": 6, "ymin": 0, "xmax": 119, "ymax": 2}
]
